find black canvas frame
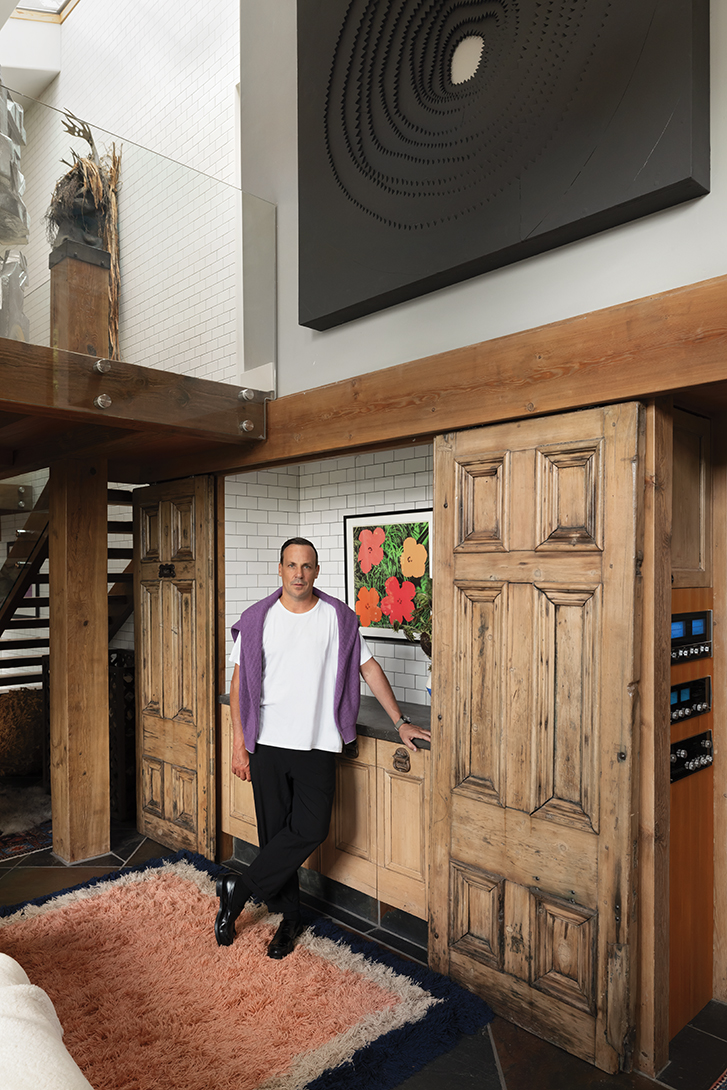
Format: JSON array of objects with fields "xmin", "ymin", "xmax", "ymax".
[{"xmin": 298, "ymin": 0, "xmax": 710, "ymax": 331}]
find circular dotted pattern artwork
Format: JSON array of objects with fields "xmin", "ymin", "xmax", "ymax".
[
  {"xmin": 324, "ymin": 0, "xmax": 613, "ymax": 230},
  {"xmin": 298, "ymin": 0, "xmax": 708, "ymax": 329}
]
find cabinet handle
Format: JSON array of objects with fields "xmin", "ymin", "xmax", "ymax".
[{"xmin": 393, "ymin": 747, "xmax": 411, "ymax": 773}]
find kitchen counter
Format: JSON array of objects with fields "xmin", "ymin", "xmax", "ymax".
[{"xmin": 219, "ymin": 693, "xmax": 431, "ymax": 749}]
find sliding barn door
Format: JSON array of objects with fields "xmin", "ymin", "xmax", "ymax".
[
  {"xmin": 133, "ymin": 476, "xmax": 215, "ymax": 857},
  {"xmin": 430, "ymin": 404, "xmax": 643, "ymax": 1072}
]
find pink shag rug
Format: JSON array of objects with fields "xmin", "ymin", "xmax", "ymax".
[{"xmin": 0, "ymin": 853, "xmax": 491, "ymax": 1090}]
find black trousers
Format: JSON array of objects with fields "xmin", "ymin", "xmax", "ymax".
[{"xmin": 245, "ymin": 744, "xmax": 336, "ymax": 918}]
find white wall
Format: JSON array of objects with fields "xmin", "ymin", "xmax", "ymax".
[
  {"xmin": 241, "ymin": 0, "xmax": 727, "ymax": 399},
  {"xmin": 16, "ymin": 0, "xmax": 240, "ymax": 384},
  {"xmin": 225, "ymin": 445, "xmax": 433, "ymax": 706}
]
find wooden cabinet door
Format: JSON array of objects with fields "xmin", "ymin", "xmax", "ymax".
[
  {"xmin": 430, "ymin": 404, "xmax": 643, "ymax": 1073},
  {"xmin": 134, "ymin": 476, "xmax": 215, "ymax": 857},
  {"xmin": 220, "ymin": 703, "xmax": 259, "ymax": 846},
  {"xmin": 319, "ymin": 735, "xmax": 378, "ymax": 900},
  {"xmin": 377, "ymin": 739, "xmax": 430, "ymax": 920}
]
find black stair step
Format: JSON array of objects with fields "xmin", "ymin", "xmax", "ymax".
[
  {"xmin": 0, "ymin": 638, "xmax": 49, "ymax": 651},
  {"xmin": 0, "ymin": 656, "xmax": 44, "ymax": 668},
  {"xmin": 6, "ymin": 617, "xmax": 49, "ymax": 629},
  {"xmin": 0, "ymin": 673, "xmax": 44, "ymax": 688},
  {"xmin": 108, "ymin": 547, "xmax": 133, "ymax": 560},
  {"xmin": 108, "ymin": 572, "xmax": 133, "ymax": 584},
  {"xmin": 13, "ymin": 598, "xmax": 50, "ymax": 609},
  {"xmin": 107, "ymin": 489, "xmax": 134, "ymax": 505},
  {"xmin": 107, "ymin": 520, "xmax": 133, "ymax": 534}
]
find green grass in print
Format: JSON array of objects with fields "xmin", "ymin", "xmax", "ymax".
[{"xmin": 353, "ymin": 520, "xmax": 430, "ymax": 637}]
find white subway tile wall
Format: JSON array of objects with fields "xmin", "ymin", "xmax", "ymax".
[
  {"xmin": 225, "ymin": 445, "xmax": 433, "ymax": 708},
  {"xmin": 17, "ymin": 0, "xmax": 240, "ymax": 384}
]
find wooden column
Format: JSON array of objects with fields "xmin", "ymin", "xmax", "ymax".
[
  {"xmin": 214, "ymin": 474, "xmax": 234, "ymax": 864},
  {"xmin": 49, "ymin": 457, "xmax": 109, "ymax": 863},
  {"xmin": 635, "ymin": 400, "xmax": 672, "ymax": 1076},
  {"xmin": 49, "ymin": 240, "xmax": 110, "ymax": 358}
]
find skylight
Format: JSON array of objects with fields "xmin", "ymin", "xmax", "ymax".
[{"xmin": 15, "ymin": 1, "xmax": 73, "ymax": 13}]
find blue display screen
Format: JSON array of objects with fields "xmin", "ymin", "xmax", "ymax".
[
  {"xmin": 672, "ymin": 621, "xmax": 685, "ymax": 639},
  {"xmin": 692, "ymin": 618, "xmax": 706, "ymax": 636},
  {"xmin": 681, "ymin": 688, "xmax": 690, "ymax": 702},
  {"xmin": 671, "ymin": 692, "xmax": 678, "ymax": 705}
]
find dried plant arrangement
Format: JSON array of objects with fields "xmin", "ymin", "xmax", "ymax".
[{"xmin": 46, "ymin": 110, "xmax": 121, "ymax": 359}]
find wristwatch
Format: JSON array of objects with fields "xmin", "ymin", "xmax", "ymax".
[{"xmin": 394, "ymin": 715, "xmax": 411, "ymax": 732}]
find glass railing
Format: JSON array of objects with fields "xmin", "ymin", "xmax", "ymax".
[{"xmin": 0, "ymin": 83, "xmax": 269, "ymax": 380}]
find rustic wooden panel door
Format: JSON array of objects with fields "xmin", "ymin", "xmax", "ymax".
[
  {"xmin": 430, "ymin": 404, "xmax": 643, "ymax": 1073},
  {"xmin": 133, "ymin": 476, "xmax": 215, "ymax": 857}
]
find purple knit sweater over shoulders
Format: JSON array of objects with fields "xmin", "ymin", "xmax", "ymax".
[{"xmin": 230, "ymin": 588, "xmax": 362, "ymax": 753}]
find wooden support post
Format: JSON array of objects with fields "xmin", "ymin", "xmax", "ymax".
[
  {"xmin": 49, "ymin": 457, "xmax": 110, "ymax": 863},
  {"xmin": 214, "ymin": 474, "xmax": 234, "ymax": 864},
  {"xmin": 49, "ymin": 240, "xmax": 110, "ymax": 359},
  {"xmin": 635, "ymin": 400, "xmax": 672, "ymax": 1076}
]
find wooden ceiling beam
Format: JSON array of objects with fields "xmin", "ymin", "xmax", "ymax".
[
  {"xmin": 0, "ymin": 421, "xmax": 138, "ymax": 480},
  {"xmin": 145, "ymin": 272, "xmax": 727, "ymax": 481},
  {"xmin": 3, "ymin": 273, "xmax": 727, "ymax": 485},
  {"xmin": 0, "ymin": 338, "xmax": 267, "ymax": 444}
]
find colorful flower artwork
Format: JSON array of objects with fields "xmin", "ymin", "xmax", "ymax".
[{"xmin": 344, "ymin": 510, "xmax": 432, "ymax": 642}]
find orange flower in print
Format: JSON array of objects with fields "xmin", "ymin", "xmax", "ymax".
[
  {"xmin": 357, "ymin": 527, "xmax": 385, "ymax": 574},
  {"xmin": 380, "ymin": 577, "xmax": 416, "ymax": 625},
  {"xmin": 400, "ymin": 536, "xmax": 427, "ymax": 579},
  {"xmin": 356, "ymin": 586, "xmax": 382, "ymax": 627}
]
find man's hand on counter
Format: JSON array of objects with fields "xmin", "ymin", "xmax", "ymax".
[
  {"xmin": 360, "ymin": 657, "xmax": 432, "ymax": 752},
  {"xmin": 397, "ymin": 721, "xmax": 432, "ymax": 752}
]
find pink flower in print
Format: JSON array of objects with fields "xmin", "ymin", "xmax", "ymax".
[
  {"xmin": 380, "ymin": 577, "xmax": 416, "ymax": 625},
  {"xmin": 358, "ymin": 527, "xmax": 385, "ymax": 574}
]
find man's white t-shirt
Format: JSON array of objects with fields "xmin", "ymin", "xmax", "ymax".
[{"xmin": 230, "ymin": 597, "xmax": 372, "ymax": 752}]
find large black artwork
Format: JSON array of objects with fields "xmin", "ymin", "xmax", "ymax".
[{"xmin": 297, "ymin": 0, "xmax": 709, "ymax": 331}]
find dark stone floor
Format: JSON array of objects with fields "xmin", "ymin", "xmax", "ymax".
[{"xmin": 1, "ymin": 826, "xmax": 726, "ymax": 1090}]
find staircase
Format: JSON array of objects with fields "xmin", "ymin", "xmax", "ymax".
[{"xmin": 0, "ymin": 486, "xmax": 135, "ymax": 691}]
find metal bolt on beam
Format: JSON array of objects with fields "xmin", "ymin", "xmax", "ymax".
[
  {"xmin": 93, "ymin": 359, "xmax": 112, "ymax": 374},
  {"xmin": 239, "ymin": 419, "xmax": 255, "ymax": 432},
  {"xmin": 238, "ymin": 389, "xmax": 255, "ymax": 401},
  {"xmin": 94, "ymin": 393, "xmax": 113, "ymax": 409}
]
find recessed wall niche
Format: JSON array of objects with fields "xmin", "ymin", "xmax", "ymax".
[
  {"xmin": 297, "ymin": 0, "xmax": 709, "ymax": 330},
  {"xmin": 224, "ymin": 446, "xmax": 434, "ymax": 704}
]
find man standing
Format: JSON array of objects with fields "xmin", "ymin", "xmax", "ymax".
[{"xmin": 215, "ymin": 537, "xmax": 431, "ymax": 958}]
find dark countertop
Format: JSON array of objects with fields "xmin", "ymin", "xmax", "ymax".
[{"xmin": 219, "ymin": 692, "xmax": 431, "ymax": 749}]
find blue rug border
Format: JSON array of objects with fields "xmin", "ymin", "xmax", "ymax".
[
  {"xmin": 0, "ymin": 850, "xmax": 494, "ymax": 1090},
  {"xmin": 0, "ymin": 848, "xmax": 225, "ymax": 917},
  {"xmin": 303, "ymin": 912, "xmax": 493, "ymax": 1090}
]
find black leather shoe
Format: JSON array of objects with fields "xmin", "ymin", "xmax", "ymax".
[
  {"xmin": 214, "ymin": 876, "xmax": 238, "ymax": 946},
  {"xmin": 267, "ymin": 917, "xmax": 304, "ymax": 959}
]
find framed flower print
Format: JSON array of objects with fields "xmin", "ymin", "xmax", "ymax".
[{"xmin": 343, "ymin": 509, "xmax": 433, "ymax": 642}]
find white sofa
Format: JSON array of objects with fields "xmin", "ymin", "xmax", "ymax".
[{"xmin": 0, "ymin": 953, "xmax": 93, "ymax": 1090}]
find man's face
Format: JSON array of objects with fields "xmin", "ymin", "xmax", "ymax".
[{"xmin": 279, "ymin": 544, "xmax": 320, "ymax": 605}]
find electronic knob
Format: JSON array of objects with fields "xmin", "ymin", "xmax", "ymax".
[{"xmin": 671, "ymin": 730, "xmax": 714, "ymax": 783}]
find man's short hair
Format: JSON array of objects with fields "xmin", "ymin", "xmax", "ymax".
[{"xmin": 280, "ymin": 537, "xmax": 319, "ymax": 566}]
